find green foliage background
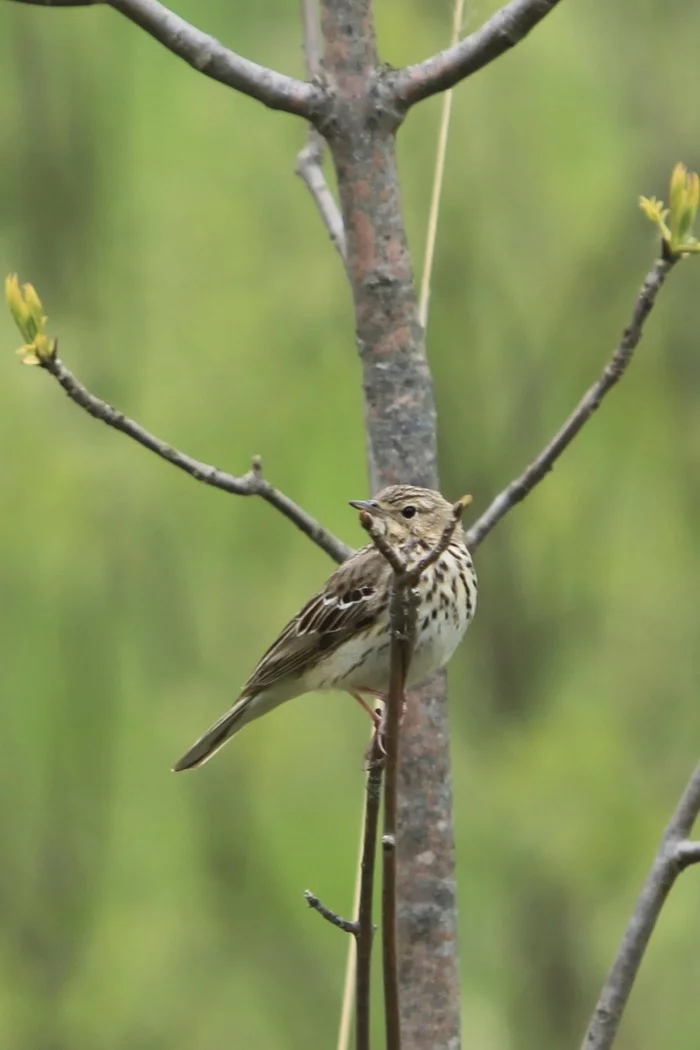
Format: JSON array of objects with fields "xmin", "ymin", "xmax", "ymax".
[{"xmin": 1, "ymin": 2, "xmax": 699, "ymax": 1048}]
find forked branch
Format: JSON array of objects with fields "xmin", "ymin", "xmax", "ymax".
[
  {"xmin": 38, "ymin": 348, "xmax": 351, "ymax": 563},
  {"xmin": 465, "ymin": 254, "xmax": 677, "ymax": 551},
  {"xmin": 392, "ymin": 0, "xmax": 566, "ymax": 109},
  {"xmin": 582, "ymin": 764, "xmax": 700, "ymax": 1050}
]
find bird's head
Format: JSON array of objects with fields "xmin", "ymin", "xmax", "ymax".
[{"xmin": 349, "ymin": 484, "xmax": 471, "ymax": 546}]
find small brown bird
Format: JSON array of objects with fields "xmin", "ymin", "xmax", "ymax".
[{"xmin": 173, "ymin": 485, "xmax": 477, "ymax": 771}]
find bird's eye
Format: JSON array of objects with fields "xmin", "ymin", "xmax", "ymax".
[{"xmin": 401, "ymin": 505, "xmax": 417, "ymax": 519}]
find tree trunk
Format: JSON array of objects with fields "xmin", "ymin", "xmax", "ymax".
[{"xmin": 320, "ymin": 2, "xmax": 461, "ymax": 1045}]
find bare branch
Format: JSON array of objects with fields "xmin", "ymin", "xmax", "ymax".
[
  {"xmin": 296, "ymin": 0, "xmax": 347, "ymax": 260},
  {"xmin": 355, "ymin": 735, "xmax": 384, "ymax": 1050},
  {"xmin": 305, "ymin": 891, "xmax": 358, "ymax": 935},
  {"xmin": 465, "ymin": 255, "xmax": 677, "ymax": 552},
  {"xmin": 581, "ymin": 764, "xmax": 700, "ymax": 1050},
  {"xmin": 106, "ymin": 0, "xmax": 321, "ymax": 117},
  {"xmin": 409, "ymin": 499, "xmax": 469, "ymax": 582},
  {"xmin": 380, "ymin": 630, "xmax": 405, "ymax": 1050},
  {"xmin": 38, "ymin": 348, "xmax": 351, "ymax": 564},
  {"xmin": 296, "ymin": 133, "xmax": 347, "ymax": 261},
  {"xmin": 392, "ymin": 0, "xmax": 566, "ymax": 110}
]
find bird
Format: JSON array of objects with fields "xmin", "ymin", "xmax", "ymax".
[{"xmin": 172, "ymin": 484, "xmax": 477, "ymax": 771}]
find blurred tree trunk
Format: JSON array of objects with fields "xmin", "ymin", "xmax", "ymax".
[{"xmin": 320, "ymin": 3, "xmax": 461, "ymax": 1047}]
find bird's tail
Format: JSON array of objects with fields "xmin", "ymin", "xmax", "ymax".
[{"xmin": 172, "ymin": 693, "xmax": 257, "ymax": 772}]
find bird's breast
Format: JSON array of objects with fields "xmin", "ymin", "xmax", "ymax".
[{"xmin": 408, "ymin": 543, "xmax": 477, "ymax": 684}]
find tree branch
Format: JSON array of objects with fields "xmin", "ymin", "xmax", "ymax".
[
  {"xmin": 358, "ymin": 499, "xmax": 466, "ymax": 1050},
  {"xmin": 37, "ymin": 347, "xmax": 351, "ymax": 564},
  {"xmin": 106, "ymin": 0, "xmax": 321, "ymax": 117},
  {"xmin": 296, "ymin": 132, "xmax": 347, "ymax": 261},
  {"xmin": 581, "ymin": 764, "xmax": 700, "ymax": 1050},
  {"xmin": 391, "ymin": 0, "xmax": 566, "ymax": 110},
  {"xmin": 465, "ymin": 254, "xmax": 677, "ymax": 552},
  {"xmin": 295, "ymin": 0, "xmax": 347, "ymax": 260}
]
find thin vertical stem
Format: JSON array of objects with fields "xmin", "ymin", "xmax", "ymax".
[
  {"xmin": 418, "ymin": 0, "xmax": 466, "ymax": 329},
  {"xmin": 355, "ymin": 735, "xmax": 385, "ymax": 1050},
  {"xmin": 382, "ymin": 587, "xmax": 414, "ymax": 1050}
]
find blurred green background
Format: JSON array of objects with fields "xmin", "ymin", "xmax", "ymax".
[{"xmin": 1, "ymin": 2, "xmax": 699, "ymax": 1048}]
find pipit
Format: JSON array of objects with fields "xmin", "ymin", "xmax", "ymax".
[{"xmin": 173, "ymin": 484, "xmax": 477, "ymax": 771}]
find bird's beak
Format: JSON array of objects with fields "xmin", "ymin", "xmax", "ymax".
[
  {"xmin": 349, "ymin": 499, "xmax": 381, "ymax": 513},
  {"xmin": 456, "ymin": 494, "xmax": 473, "ymax": 511}
]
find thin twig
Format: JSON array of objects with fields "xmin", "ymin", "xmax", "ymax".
[
  {"xmin": 355, "ymin": 735, "xmax": 384, "ymax": 1050},
  {"xmin": 410, "ymin": 499, "xmax": 470, "ymax": 582},
  {"xmin": 418, "ymin": 0, "xmax": 465, "ymax": 330},
  {"xmin": 581, "ymin": 764, "xmax": 700, "ymax": 1050},
  {"xmin": 305, "ymin": 891, "xmax": 359, "ymax": 935},
  {"xmin": 380, "ymin": 590, "xmax": 409, "ymax": 1050},
  {"xmin": 335, "ymin": 731, "xmax": 383, "ymax": 1050},
  {"xmin": 465, "ymin": 255, "xmax": 677, "ymax": 552},
  {"xmin": 392, "ymin": 0, "xmax": 566, "ymax": 109},
  {"xmin": 357, "ymin": 500, "xmax": 466, "ymax": 1050},
  {"xmin": 39, "ymin": 349, "xmax": 351, "ymax": 564},
  {"xmin": 296, "ymin": 0, "xmax": 347, "ymax": 260}
]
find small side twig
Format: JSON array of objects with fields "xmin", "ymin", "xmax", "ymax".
[
  {"xmin": 296, "ymin": 0, "xmax": 347, "ymax": 260},
  {"xmin": 465, "ymin": 254, "xmax": 677, "ymax": 551},
  {"xmin": 358, "ymin": 499, "xmax": 466, "ymax": 1050},
  {"xmin": 305, "ymin": 891, "xmax": 358, "ymax": 935},
  {"xmin": 581, "ymin": 763, "xmax": 700, "ymax": 1050},
  {"xmin": 38, "ymin": 349, "xmax": 351, "ymax": 564}
]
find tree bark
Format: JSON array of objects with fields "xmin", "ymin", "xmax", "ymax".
[{"xmin": 319, "ymin": 2, "xmax": 461, "ymax": 1046}]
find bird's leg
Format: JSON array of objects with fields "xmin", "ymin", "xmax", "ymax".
[
  {"xmin": 348, "ymin": 688, "xmax": 407, "ymax": 760},
  {"xmin": 375, "ymin": 693, "xmax": 408, "ymax": 755},
  {"xmin": 349, "ymin": 690, "xmax": 383, "ymax": 726},
  {"xmin": 349, "ymin": 690, "xmax": 388, "ymax": 766}
]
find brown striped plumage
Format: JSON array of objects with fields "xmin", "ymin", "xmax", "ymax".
[{"xmin": 173, "ymin": 485, "xmax": 477, "ymax": 771}]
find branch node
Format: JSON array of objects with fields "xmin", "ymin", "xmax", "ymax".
[{"xmin": 674, "ymin": 839, "xmax": 700, "ymax": 869}]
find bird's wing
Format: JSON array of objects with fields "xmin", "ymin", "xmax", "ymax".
[{"xmin": 241, "ymin": 544, "xmax": 389, "ymax": 694}]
